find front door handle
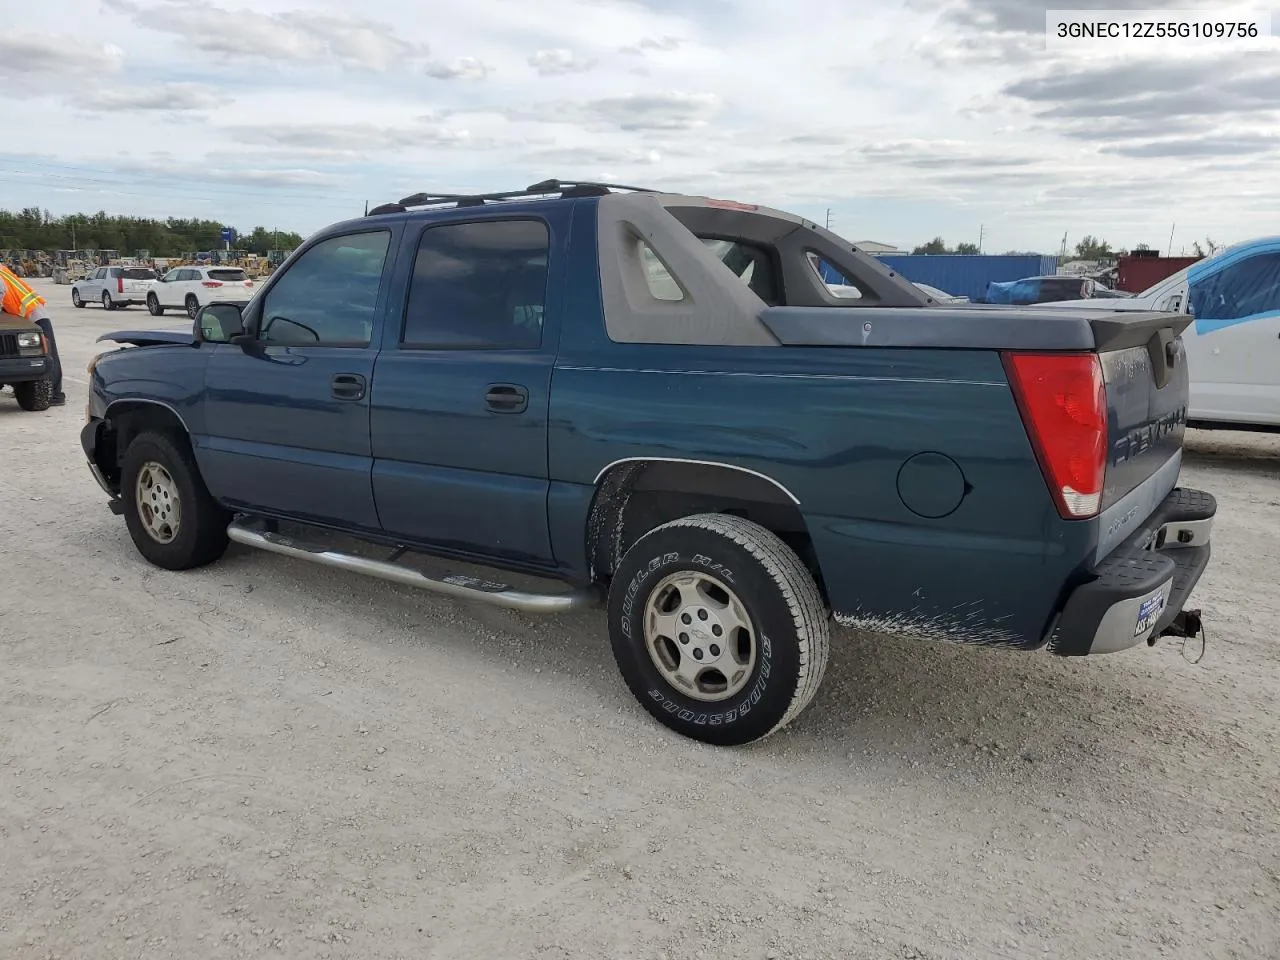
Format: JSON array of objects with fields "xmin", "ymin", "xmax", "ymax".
[
  {"xmin": 332, "ymin": 373, "xmax": 366, "ymax": 401},
  {"xmin": 485, "ymin": 383, "xmax": 529, "ymax": 414}
]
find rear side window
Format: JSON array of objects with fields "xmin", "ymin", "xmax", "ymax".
[
  {"xmin": 107, "ymin": 267, "xmax": 121, "ymax": 277},
  {"xmin": 639, "ymin": 240, "xmax": 684, "ymax": 302},
  {"xmin": 808, "ymin": 252, "xmax": 863, "ymax": 299},
  {"xmin": 208, "ymin": 269, "xmax": 246, "ymax": 281},
  {"xmin": 701, "ymin": 238, "xmax": 780, "ymax": 305},
  {"xmin": 402, "ymin": 219, "xmax": 549, "ymax": 349},
  {"xmin": 259, "ymin": 230, "xmax": 391, "ymax": 346}
]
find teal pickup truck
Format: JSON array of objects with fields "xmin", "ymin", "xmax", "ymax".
[{"xmin": 80, "ymin": 180, "xmax": 1215, "ymax": 745}]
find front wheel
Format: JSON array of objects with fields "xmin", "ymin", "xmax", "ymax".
[
  {"xmin": 120, "ymin": 431, "xmax": 231, "ymax": 570},
  {"xmin": 147, "ymin": 293, "xmax": 165, "ymax": 316},
  {"xmin": 608, "ymin": 513, "xmax": 830, "ymax": 746},
  {"xmin": 71, "ymin": 289, "xmax": 84, "ymax": 308},
  {"xmin": 13, "ymin": 379, "xmax": 52, "ymax": 412}
]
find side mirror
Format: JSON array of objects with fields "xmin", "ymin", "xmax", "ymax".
[{"xmin": 195, "ymin": 302, "xmax": 245, "ymax": 344}]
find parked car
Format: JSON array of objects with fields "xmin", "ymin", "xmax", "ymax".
[
  {"xmin": 147, "ymin": 265, "xmax": 258, "ymax": 319},
  {"xmin": 824, "ymin": 279, "xmax": 968, "ymax": 303},
  {"xmin": 983, "ymin": 275, "xmax": 1110, "ymax": 305},
  {"xmin": 0, "ymin": 311, "xmax": 55, "ymax": 411},
  {"xmin": 80, "ymin": 179, "xmax": 1214, "ymax": 746},
  {"xmin": 912, "ymin": 282, "xmax": 969, "ymax": 303},
  {"xmin": 71, "ymin": 265, "xmax": 159, "ymax": 310},
  {"xmin": 1036, "ymin": 236, "xmax": 1280, "ymax": 431}
]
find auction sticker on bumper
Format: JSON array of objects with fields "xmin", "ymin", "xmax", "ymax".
[{"xmin": 1135, "ymin": 591, "xmax": 1166, "ymax": 637}]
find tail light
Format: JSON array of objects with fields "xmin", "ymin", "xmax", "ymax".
[
  {"xmin": 117, "ymin": 275, "xmax": 124, "ymax": 294},
  {"xmin": 1002, "ymin": 352, "xmax": 1107, "ymax": 519},
  {"xmin": 202, "ymin": 280, "xmax": 223, "ymax": 288}
]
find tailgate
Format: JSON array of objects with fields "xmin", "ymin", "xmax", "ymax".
[{"xmin": 1092, "ymin": 311, "xmax": 1191, "ymax": 512}]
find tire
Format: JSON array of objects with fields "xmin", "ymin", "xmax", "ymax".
[
  {"xmin": 608, "ymin": 513, "xmax": 830, "ymax": 746},
  {"xmin": 120, "ymin": 430, "xmax": 231, "ymax": 570},
  {"xmin": 72, "ymin": 289, "xmax": 84, "ymax": 308},
  {"xmin": 185, "ymin": 295, "xmax": 199, "ymax": 320},
  {"xmin": 102, "ymin": 291, "xmax": 116, "ymax": 311},
  {"xmin": 13, "ymin": 379, "xmax": 52, "ymax": 412},
  {"xmin": 147, "ymin": 293, "xmax": 165, "ymax": 316}
]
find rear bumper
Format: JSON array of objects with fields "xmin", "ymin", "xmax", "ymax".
[
  {"xmin": 1050, "ymin": 486, "xmax": 1215, "ymax": 656},
  {"xmin": 0, "ymin": 356, "xmax": 51, "ymax": 382}
]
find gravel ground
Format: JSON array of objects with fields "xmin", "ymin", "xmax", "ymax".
[{"xmin": 2, "ymin": 280, "xmax": 1278, "ymax": 960}]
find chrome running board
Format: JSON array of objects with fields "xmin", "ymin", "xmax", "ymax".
[{"xmin": 226, "ymin": 518, "xmax": 598, "ymax": 614}]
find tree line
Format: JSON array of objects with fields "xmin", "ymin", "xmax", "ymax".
[{"xmin": 0, "ymin": 207, "xmax": 306, "ymax": 257}]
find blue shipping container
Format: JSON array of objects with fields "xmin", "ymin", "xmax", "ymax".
[{"xmin": 868, "ymin": 254, "xmax": 1059, "ymax": 302}]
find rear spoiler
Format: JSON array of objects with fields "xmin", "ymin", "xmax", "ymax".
[{"xmin": 758, "ymin": 305, "xmax": 1191, "ymax": 358}]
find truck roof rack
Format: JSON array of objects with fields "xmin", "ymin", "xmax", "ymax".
[{"xmin": 367, "ymin": 179, "xmax": 657, "ymax": 216}]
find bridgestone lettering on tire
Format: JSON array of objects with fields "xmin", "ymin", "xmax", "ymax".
[
  {"xmin": 607, "ymin": 513, "xmax": 830, "ymax": 746},
  {"xmin": 120, "ymin": 430, "xmax": 231, "ymax": 570}
]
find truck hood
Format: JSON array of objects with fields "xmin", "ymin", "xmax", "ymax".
[
  {"xmin": 97, "ymin": 328, "xmax": 194, "ymax": 347},
  {"xmin": 0, "ymin": 315, "xmax": 40, "ymax": 333}
]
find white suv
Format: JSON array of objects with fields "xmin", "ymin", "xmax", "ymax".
[
  {"xmin": 147, "ymin": 265, "xmax": 259, "ymax": 319},
  {"xmin": 71, "ymin": 266, "xmax": 159, "ymax": 310}
]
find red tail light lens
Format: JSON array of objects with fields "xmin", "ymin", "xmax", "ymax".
[
  {"xmin": 117, "ymin": 275, "xmax": 124, "ymax": 293},
  {"xmin": 1003, "ymin": 352, "xmax": 1107, "ymax": 519},
  {"xmin": 202, "ymin": 280, "xmax": 223, "ymax": 288}
]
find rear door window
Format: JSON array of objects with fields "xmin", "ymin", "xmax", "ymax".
[{"xmin": 402, "ymin": 219, "xmax": 550, "ymax": 349}]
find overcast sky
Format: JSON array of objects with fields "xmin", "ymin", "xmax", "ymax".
[{"xmin": 5, "ymin": 0, "xmax": 1279, "ymax": 253}]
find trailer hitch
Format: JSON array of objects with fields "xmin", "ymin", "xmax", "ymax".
[{"xmin": 1150, "ymin": 609, "xmax": 1206, "ymax": 664}]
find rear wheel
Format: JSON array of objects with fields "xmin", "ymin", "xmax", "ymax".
[
  {"xmin": 185, "ymin": 295, "xmax": 199, "ymax": 320},
  {"xmin": 101, "ymin": 291, "xmax": 115, "ymax": 311},
  {"xmin": 120, "ymin": 431, "xmax": 230, "ymax": 570},
  {"xmin": 13, "ymin": 379, "xmax": 52, "ymax": 412},
  {"xmin": 607, "ymin": 513, "xmax": 830, "ymax": 746},
  {"xmin": 71, "ymin": 289, "xmax": 84, "ymax": 308},
  {"xmin": 147, "ymin": 293, "xmax": 164, "ymax": 316}
]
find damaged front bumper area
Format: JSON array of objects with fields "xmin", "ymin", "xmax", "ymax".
[{"xmin": 1050, "ymin": 487, "xmax": 1215, "ymax": 657}]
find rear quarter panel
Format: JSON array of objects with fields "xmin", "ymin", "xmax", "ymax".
[{"xmin": 550, "ymin": 320, "xmax": 1094, "ymax": 648}]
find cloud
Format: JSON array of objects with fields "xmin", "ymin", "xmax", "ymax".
[
  {"xmin": 103, "ymin": 0, "xmax": 489, "ymax": 78},
  {"xmin": 852, "ymin": 140, "xmax": 1042, "ymax": 170},
  {"xmin": 589, "ymin": 91, "xmax": 719, "ymax": 130},
  {"xmin": 1100, "ymin": 132, "xmax": 1280, "ymax": 159},
  {"xmin": 226, "ymin": 120, "xmax": 480, "ymax": 153},
  {"xmin": 115, "ymin": 161, "xmax": 342, "ymax": 189},
  {"xmin": 79, "ymin": 82, "xmax": 225, "ymax": 112},
  {"xmin": 0, "ymin": 33, "xmax": 123, "ymax": 88},
  {"xmin": 920, "ymin": 0, "xmax": 1209, "ymax": 34},
  {"xmin": 620, "ymin": 35, "xmax": 684, "ymax": 55},
  {"xmin": 528, "ymin": 49, "xmax": 596, "ymax": 76},
  {"xmin": 502, "ymin": 91, "xmax": 719, "ymax": 131},
  {"xmin": 1005, "ymin": 56, "xmax": 1280, "ymax": 124},
  {"xmin": 426, "ymin": 57, "xmax": 495, "ymax": 80}
]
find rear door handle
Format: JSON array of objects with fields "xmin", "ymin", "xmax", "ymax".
[
  {"xmin": 485, "ymin": 383, "xmax": 529, "ymax": 414},
  {"xmin": 331, "ymin": 373, "xmax": 366, "ymax": 401}
]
